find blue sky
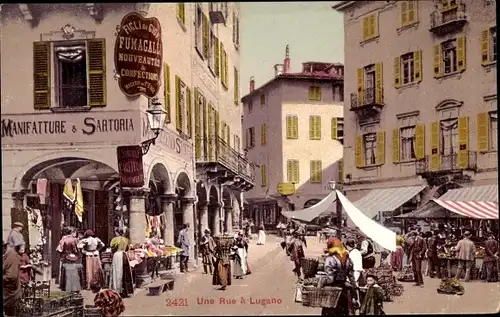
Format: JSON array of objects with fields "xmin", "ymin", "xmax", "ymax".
[{"xmin": 240, "ymin": 2, "xmax": 344, "ymax": 95}]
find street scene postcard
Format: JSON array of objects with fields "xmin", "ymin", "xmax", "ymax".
[{"xmin": 1, "ymin": 1, "xmax": 499, "ymax": 316}]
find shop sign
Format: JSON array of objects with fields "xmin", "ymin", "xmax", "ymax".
[
  {"xmin": 114, "ymin": 12, "xmax": 163, "ymax": 98},
  {"xmin": 278, "ymin": 183, "xmax": 296, "ymax": 196},
  {"xmin": 142, "ymin": 115, "xmax": 193, "ymax": 162},
  {"xmin": 116, "ymin": 145, "xmax": 145, "ymax": 187},
  {"xmin": 1, "ymin": 110, "xmax": 140, "ymax": 145}
]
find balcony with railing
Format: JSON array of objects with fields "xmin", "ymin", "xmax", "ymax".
[
  {"xmin": 429, "ymin": 3, "xmax": 467, "ymax": 36},
  {"xmin": 196, "ymin": 135, "xmax": 255, "ymax": 190},
  {"xmin": 415, "ymin": 151, "xmax": 477, "ymax": 176},
  {"xmin": 350, "ymin": 89, "xmax": 384, "ymax": 124}
]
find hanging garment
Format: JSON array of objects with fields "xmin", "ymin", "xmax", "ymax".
[
  {"xmin": 75, "ymin": 178, "xmax": 84, "ymax": 222},
  {"xmin": 63, "ymin": 179, "xmax": 75, "ymax": 209},
  {"xmin": 36, "ymin": 179, "xmax": 48, "ymax": 205}
]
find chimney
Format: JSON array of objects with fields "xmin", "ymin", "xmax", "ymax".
[
  {"xmin": 249, "ymin": 76, "xmax": 255, "ymax": 92},
  {"xmin": 283, "ymin": 45, "xmax": 290, "ymax": 73}
]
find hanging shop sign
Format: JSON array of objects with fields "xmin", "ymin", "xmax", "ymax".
[
  {"xmin": 1, "ymin": 110, "xmax": 141, "ymax": 145},
  {"xmin": 114, "ymin": 12, "xmax": 163, "ymax": 98},
  {"xmin": 117, "ymin": 145, "xmax": 145, "ymax": 187}
]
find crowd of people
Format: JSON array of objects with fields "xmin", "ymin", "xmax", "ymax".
[{"xmin": 390, "ymin": 223, "xmax": 499, "ymax": 285}]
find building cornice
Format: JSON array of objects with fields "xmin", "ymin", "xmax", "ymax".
[{"xmin": 332, "ymin": 1, "xmax": 358, "ymax": 12}]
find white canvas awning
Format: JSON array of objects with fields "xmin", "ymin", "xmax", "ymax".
[
  {"xmin": 353, "ymin": 185, "xmax": 427, "ymax": 219},
  {"xmin": 281, "ymin": 191, "xmax": 338, "ymax": 222}
]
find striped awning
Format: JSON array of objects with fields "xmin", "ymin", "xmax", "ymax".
[
  {"xmin": 433, "ymin": 185, "xmax": 499, "ymax": 219},
  {"xmin": 353, "ymin": 185, "xmax": 427, "ymax": 219}
]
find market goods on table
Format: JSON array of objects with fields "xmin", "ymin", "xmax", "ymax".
[
  {"xmin": 365, "ymin": 267, "xmax": 400, "ymax": 301},
  {"xmin": 437, "ymin": 278, "xmax": 464, "ymax": 295},
  {"xmin": 20, "ymin": 291, "xmax": 84, "ymax": 317}
]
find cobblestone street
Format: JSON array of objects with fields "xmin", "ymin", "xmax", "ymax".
[{"xmin": 80, "ymin": 235, "xmax": 500, "ymax": 315}]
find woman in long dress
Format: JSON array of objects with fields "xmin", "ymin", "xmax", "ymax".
[
  {"xmin": 56, "ymin": 226, "xmax": 80, "ymax": 291},
  {"xmin": 212, "ymin": 245, "xmax": 231, "ymax": 290},
  {"xmin": 232, "ymin": 234, "xmax": 247, "ymax": 279},
  {"xmin": 391, "ymin": 235, "xmax": 404, "ymax": 271},
  {"xmin": 109, "ymin": 229, "xmax": 134, "ymax": 297},
  {"xmin": 78, "ymin": 229, "xmax": 105, "ymax": 289},
  {"xmin": 257, "ymin": 222, "xmax": 266, "ymax": 245}
]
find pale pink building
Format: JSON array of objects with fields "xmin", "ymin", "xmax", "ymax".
[
  {"xmin": 241, "ymin": 51, "xmax": 344, "ymax": 228},
  {"xmin": 333, "ymin": 0, "xmax": 497, "ymax": 225}
]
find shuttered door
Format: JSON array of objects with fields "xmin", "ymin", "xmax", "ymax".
[
  {"xmin": 261, "ymin": 124, "xmax": 266, "ymax": 145},
  {"xmin": 287, "ymin": 160, "xmax": 293, "ymax": 183},
  {"xmin": 392, "ymin": 128, "xmax": 400, "ymax": 163},
  {"xmin": 292, "ymin": 116, "xmax": 299, "ymax": 139},
  {"xmin": 413, "ymin": 50, "xmax": 422, "ymax": 82},
  {"xmin": 214, "ymin": 37, "xmax": 220, "ymax": 77},
  {"xmin": 477, "ymin": 113, "xmax": 489, "ymax": 152},
  {"xmin": 194, "ymin": 88, "xmax": 201, "ymax": 159},
  {"xmin": 164, "ymin": 63, "xmax": 171, "ymax": 122},
  {"xmin": 331, "ymin": 118, "xmax": 338, "ymax": 140},
  {"xmin": 376, "ymin": 131, "xmax": 385, "ymax": 165},
  {"xmin": 457, "ymin": 116, "xmax": 469, "ymax": 169},
  {"xmin": 202, "ymin": 14, "xmax": 209, "ymax": 58},
  {"xmin": 357, "ymin": 68, "xmax": 364, "ymax": 105},
  {"xmin": 33, "ymin": 41, "xmax": 51, "ymax": 109},
  {"xmin": 208, "ymin": 105, "xmax": 214, "ymax": 161},
  {"xmin": 457, "ymin": 36, "xmax": 466, "ymax": 72},
  {"xmin": 88, "ymin": 39, "xmax": 106, "ymax": 106},
  {"xmin": 375, "ymin": 63, "xmax": 383, "ymax": 104},
  {"xmin": 215, "ymin": 109, "xmax": 220, "ymax": 157},
  {"xmin": 433, "ymin": 44, "xmax": 442, "ymax": 77},
  {"xmin": 415, "ymin": 124, "xmax": 425, "ymax": 159},
  {"xmin": 355, "ymin": 135, "xmax": 364, "ymax": 168},
  {"xmin": 430, "ymin": 121, "xmax": 440, "ymax": 170}
]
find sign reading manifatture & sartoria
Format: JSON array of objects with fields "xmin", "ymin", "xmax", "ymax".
[{"xmin": 114, "ymin": 12, "xmax": 163, "ymax": 98}]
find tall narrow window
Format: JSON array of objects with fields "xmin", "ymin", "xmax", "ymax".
[
  {"xmin": 364, "ymin": 65, "xmax": 376, "ymax": 104},
  {"xmin": 363, "ymin": 133, "xmax": 377, "ymax": 166},
  {"xmin": 55, "ymin": 44, "xmax": 88, "ymax": 107},
  {"xmin": 440, "ymin": 119, "xmax": 459, "ymax": 155},
  {"xmin": 490, "ymin": 112, "xmax": 498, "ymax": 150}
]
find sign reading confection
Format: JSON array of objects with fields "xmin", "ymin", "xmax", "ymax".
[
  {"xmin": 117, "ymin": 145, "xmax": 145, "ymax": 187},
  {"xmin": 114, "ymin": 12, "xmax": 163, "ymax": 98}
]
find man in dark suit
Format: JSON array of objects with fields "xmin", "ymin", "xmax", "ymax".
[{"xmin": 411, "ymin": 231, "xmax": 427, "ymax": 287}]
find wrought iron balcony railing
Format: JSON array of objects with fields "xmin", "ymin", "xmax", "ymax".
[
  {"xmin": 350, "ymin": 89, "xmax": 383, "ymax": 110},
  {"xmin": 195, "ymin": 136, "xmax": 255, "ymax": 182},
  {"xmin": 430, "ymin": 3, "xmax": 467, "ymax": 34},
  {"xmin": 415, "ymin": 151, "xmax": 477, "ymax": 174}
]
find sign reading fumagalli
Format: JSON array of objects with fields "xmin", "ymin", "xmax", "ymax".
[{"xmin": 114, "ymin": 12, "xmax": 163, "ymax": 98}]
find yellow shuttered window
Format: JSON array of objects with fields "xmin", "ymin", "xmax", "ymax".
[
  {"xmin": 177, "ymin": 3, "xmax": 185, "ymax": 25},
  {"xmin": 401, "ymin": 1, "xmax": 417, "ymax": 26},
  {"xmin": 433, "ymin": 44, "xmax": 443, "ymax": 77},
  {"xmin": 362, "ymin": 16, "xmax": 370, "ymax": 41},
  {"xmin": 338, "ymin": 159, "xmax": 344, "ymax": 183},
  {"xmin": 234, "ymin": 67, "xmax": 239, "ymax": 105},
  {"xmin": 164, "ymin": 63, "xmax": 172, "ymax": 122},
  {"xmin": 400, "ymin": 1, "xmax": 408, "ymax": 26},
  {"xmin": 457, "ymin": 36, "xmax": 466, "ymax": 72},
  {"xmin": 355, "ymin": 135, "xmax": 364, "ymax": 168},
  {"xmin": 87, "ymin": 39, "xmax": 107, "ymax": 107},
  {"xmin": 194, "ymin": 88, "xmax": 201, "ymax": 159},
  {"xmin": 331, "ymin": 118, "xmax": 338, "ymax": 140},
  {"xmin": 362, "ymin": 15, "xmax": 377, "ymax": 41},
  {"xmin": 186, "ymin": 87, "xmax": 192, "ymax": 138},
  {"xmin": 214, "ymin": 110, "xmax": 220, "ymax": 157},
  {"xmin": 33, "ymin": 41, "xmax": 51, "ymax": 109},
  {"xmin": 415, "ymin": 124, "xmax": 425, "ymax": 159},
  {"xmin": 287, "ymin": 160, "xmax": 299, "ymax": 184},
  {"xmin": 214, "ymin": 37, "xmax": 220, "ymax": 77},
  {"xmin": 261, "ymin": 164, "xmax": 267, "ymax": 186},
  {"xmin": 481, "ymin": 29, "xmax": 491, "ymax": 65},
  {"xmin": 308, "ymin": 86, "xmax": 321, "ymax": 101},
  {"xmin": 310, "ymin": 160, "xmax": 322, "ymax": 183},
  {"xmin": 224, "ymin": 51, "xmax": 229, "ymax": 88},
  {"xmin": 477, "ymin": 113, "xmax": 490, "ymax": 152},
  {"xmin": 394, "ymin": 57, "xmax": 401, "ymax": 88},
  {"xmin": 457, "ymin": 116, "xmax": 469, "ymax": 169},
  {"xmin": 202, "ymin": 14, "xmax": 209, "ymax": 58},
  {"xmin": 369, "ymin": 14, "xmax": 377, "ymax": 39},
  {"xmin": 227, "ymin": 125, "xmax": 231, "ymax": 146},
  {"xmin": 208, "ymin": 105, "xmax": 214, "ymax": 161},
  {"xmin": 175, "ymin": 76, "xmax": 183, "ymax": 133},
  {"xmin": 286, "ymin": 115, "xmax": 298, "ymax": 139},
  {"xmin": 375, "ymin": 63, "xmax": 383, "ymax": 104},
  {"xmin": 309, "ymin": 116, "xmax": 321, "ymax": 140},
  {"xmin": 430, "ymin": 121, "xmax": 440, "ymax": 170},
  {"xmin": 357, "ymin": 68, "xmax": 364, "ymax": 105},
  {"xmin": 392, "ymin": 128, "xmax": 400, "ymax": 163},
  {"xmin": 261, "ymin": 124, "xmax": 267, "ymax": 145},
  {"xmin": 413, "ymin": 50, "xmax": 422, "ymax": 82},
  {"xmin": 376, "ymin": 131, "xmax": 385, "ymax": 165}
]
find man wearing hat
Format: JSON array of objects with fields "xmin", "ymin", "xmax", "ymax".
[
  {"xmin": 200, "ymin": 229, "xmax": 215, "ymax": 275},
  {"xmin": 7, "ymin": 222, "xmax": 25, "ymax": 252},
  {"xmin": 3, "ymin": 237, "xmax": 25, "ymax": 316},
  {"xmin": 453, "ymin": 231, "xmax": 476, "ymax": 282}
]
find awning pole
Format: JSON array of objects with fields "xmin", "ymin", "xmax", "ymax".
[{"xmin": 336, "ymin": 185, "xmax": 344, "ymax": 239}]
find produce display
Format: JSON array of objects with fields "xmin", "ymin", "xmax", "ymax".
[
  {"xmin": 365, "ymin": 267, "xmax": 403, "ymax": 301},
  {"xmin": 396, "ymin": 265, "xmax": 414, "ymax": 282},
  {"xmin": 437, "ymin": 278, "xmax": 465, "ymax": 295}
]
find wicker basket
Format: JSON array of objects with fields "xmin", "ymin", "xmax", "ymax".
[
  {"xmin": 301, "ymin": 285, "xmax": 342, "ymax": 308},
  {"xmin": 301, "ymin": 258, "xmax": 319, "ymax": 278}
]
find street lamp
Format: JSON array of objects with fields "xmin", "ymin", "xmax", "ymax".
[{"xmin": 141, "ymin": 97, "xmax": 167, "ymax": 156}]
